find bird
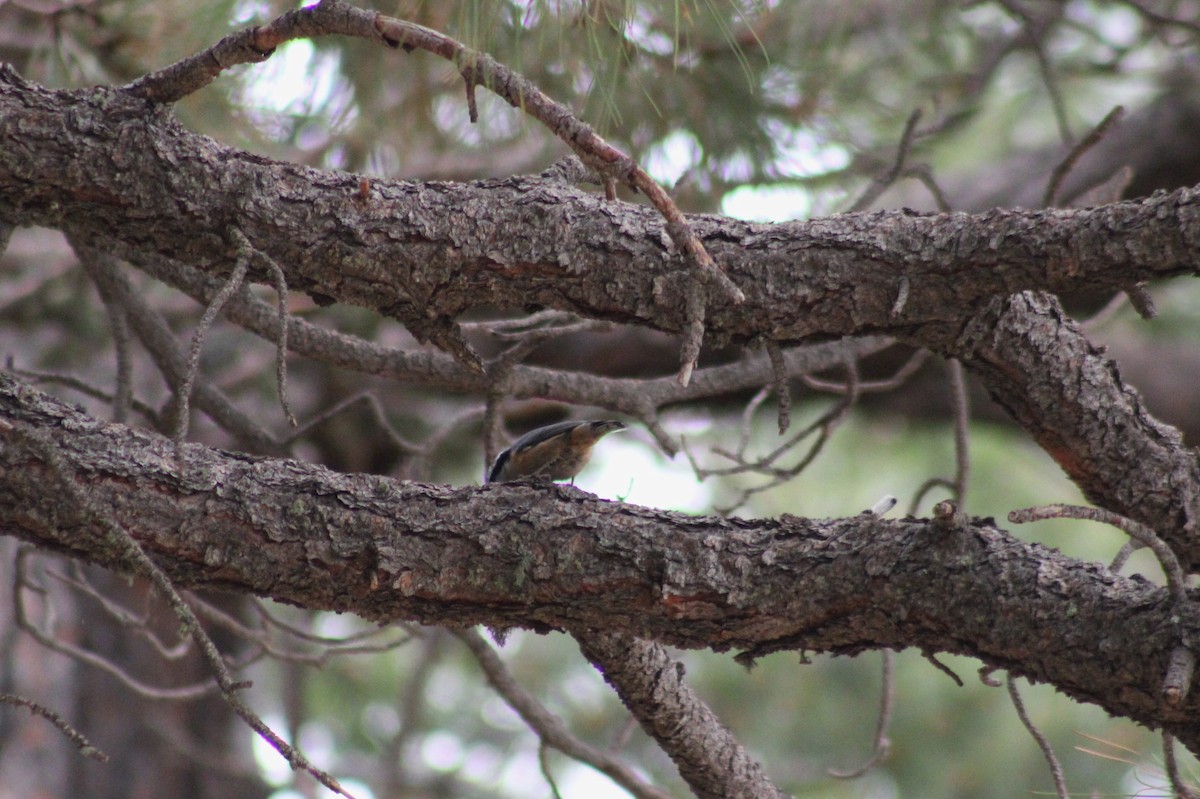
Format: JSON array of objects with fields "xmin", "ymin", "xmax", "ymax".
[{"xmin": 486, "ymin": 419, "xmax": 626, "ymax": 484}]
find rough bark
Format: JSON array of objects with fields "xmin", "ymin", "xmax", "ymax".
[
  {"xmin": 2, "ymin": 65, "xmax": 1200, "ymax": 350},
  {"xmin": 578, "ymin": 632, "xmax": 787, "ymax": 799},
  {"xmin": 3, "ymin": 373, "xmax": 1199, "ymax": 755}
]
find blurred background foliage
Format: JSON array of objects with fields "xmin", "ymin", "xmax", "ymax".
[{"xmin": 4, "ymin": 1, "xmax": 1200, "ymax": 798}]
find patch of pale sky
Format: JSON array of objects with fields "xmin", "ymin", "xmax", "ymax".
[
  {"xmin": 421, "ymin": 729, "xmax": 465, "ymax": 772},
  {"xmin": 480, "ymin": 694, "xmax": 528, "ymax": 733},
  {"xmin": 559, "ymin": 761, "xmax": 649, "ymax": 799},
  {"xmin": 624, "ymin": 7, "xmax": 676, "ymax": 57},
  {"xmin": 497, "ymin": 748, "xmax": 549, "ymax": 796},
  {"xmin": 425, "ymin": 663, "xmax": 470, "ymax": 712},
  {"xmin": 644, "ymin": 119, "xmax": 848, "ymax": 223},
  {"xmin": 232, "ymin": 0, "xmax": 271, "ymax": 25},
  {"xmin": 462, "ymin": 741, "xmax": 507, "ymax": 783},
  {"xmin": 253, "ymin": 716, "xmax": 294, "ymax": 785},
  {"xmin": 642, "ymin": 129, "xmax": 702, "ymax": 186},
  {"xmin": 722, "ymin": 184, "xmax": 815, "ymax": 222},
  {"xmin": 361, "ymin": 701, "xmax": 401, "ymax": 739},
  {"xmin": 1091, "ymin": 5, "xmax": 1141, "ymax": 47},
  {"xmin": 297, "ymin": 719, "xmax": 337, "ymax": 770},
  {"xmin": 311, "ymin": 608, "xmax": 365, "ymax": 639},
  {"xmin": 236, "ymin": 37, "xmax": 356, "ymax": 153},
  {"xmin": 582, "ymin": 432, "xmax": 713, "ymax": 513}
]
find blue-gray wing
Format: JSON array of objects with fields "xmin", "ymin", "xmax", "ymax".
[
  {"xmin": 506, "ymin": 421, "xmax": 583, "ymax": 452},
  {"xmin": 486, "ymin": 421, "xmax": 582, "ymax": 483}
]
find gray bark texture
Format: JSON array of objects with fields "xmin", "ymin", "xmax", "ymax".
[
  {"xmin": 2, "ymin": 65, "xmax": 1200, "ymax": 346},
  {"xmin": 2, "ymin": 373, "xmax": 1198, "ymax": 754}
]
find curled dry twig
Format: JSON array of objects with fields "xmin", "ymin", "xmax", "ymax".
[
  {"xmin": 829, "ymin": 650, "xmax": 894, "ymax": 778},
  {"xmin": 1009, "ymin": 503, "xmax": 1194, "ymax": 707},
  {"xmin": 1007, "ymin": 675, "xmax": 1069, "ymax": 799}
]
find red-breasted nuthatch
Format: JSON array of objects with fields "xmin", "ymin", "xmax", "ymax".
[{"xmin": 487, "ymin": 419, "xmax": 626, "ymax": 484}]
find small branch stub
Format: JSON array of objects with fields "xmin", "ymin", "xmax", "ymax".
[
  {"xmin": 1164, "ymin": 646, "xmax": 1195, "ymax": 708},
  {"xmin": 932, "ymin": 499, "xmax": 967, "ymax": 531}
]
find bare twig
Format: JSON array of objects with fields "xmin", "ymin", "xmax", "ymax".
[
  {"xmin": 908, "ymin": 477, "xmax": 956, "ymax": 517},
  {"xmin": 15, "ymin": 551, "xmax": 220, "ymax": 700},
  {"xmin": 189, "ymin": 592, "xmax": 411, "ymax": 666},
  {"xmin": 9, "ymin": 365, "xmax": 161, "ymax": 428},
  {"xmin": 1070, "ymin": 164, "xmax": 1135, "ymax": 209},
  {"xmin": 1108, "ymin": 539, "xmax": 1140, "ymax": 573},
  {"xmin": 1082, "ymin": 290, "xmax": 1132, "ymax": 332},
  {"xmin": 803, "ymin": 347, "xmax": 929, "ymax": 395},
  {"xmin": 678, "ymin": 283, "xmax": 707, "ymax": 387},
  {"xmin": 923, "ymin": 650, "xmax": 963, "ymax": 686},
  {"xmin": 1007, "ymin": 675, "xmax": 1069, "ymax": 799},
  {"xmin": 0, "ymin": 693, "xmax": 108, "ymax": 762},
  {"xmin": 131, "ymin": 246, "xmax": 892, "ymax": 444},
  {"xmin": 250, "ymin": 601, "xmax": 415, "ymax": 646},
  {"xmin": 1125, "ymin": 283, "xmax": 1157, "ymax": 320},
  {"xmin": 1163, "ymin": 732, "xmax": 1200, "ymax": 799},
  {"xmin": 609, "ymin": 716, "xmax": 639, "ymax": 753},
  {"xmin": 1010, "ymin": 503, "xmax": 1193, "ymax": 707},
  {"xmin": 47, "ymin": 564, "xmax": 193, "ymax": 660},
  {"xmin": 76, "ymin": 244, "xmax": 281, "ymax": 453},
  {"xmin": 262, "ymin": 256, "xmax": 297, "ymax": 427},
  {"xmin": 946, "ymin": 358, "xmax": 970, "ymax": 507},
  {"xmin": 538, "ymin": 741, "xmax": 566, "ymax": 799},
  {"xmin": 849, "ymin": 108, "xmax": 923, "ymax": 212},
  {"xmin": 1044, "ymin": 105, "xmax": 1125, "ymax": 207},
  {"xmin": 707, "ymin": 361, "xmax": 857, "ymax": 478},
  {"xmin": 174, "ymin": 236, "xmax": 250, "ymax": 443},
  {"xmin": 890, "ymin": 275, "xmax": 910, "ymax": 317},
  {"xmin": 1008, "ymin": 504, "xmax": 1186, "ymax": 604},
  {"xmin": 281, "ymin": 392, "xmax": 421, "ymax": 454},
  {"xmin": 829, "ymin": 650, "xmax": 894, "ymax": 778},
  {"xmin": 97, "ymin": 291, "xmax": 134, "ymax": 424},
  {"xmin": 454, "ymin": 629, "xmax": 673, "ymax": 799},
  {"xmin": 931, "ymin": 500, "xmax": 969, "ymax": 533},
  {"xmin": 903, "ymin": 164, "xmax": 952, "ymax": 211},
  {"xmin": 480, "ymin": 314, "xmax": 612, "ymax": 342},
  {"xmin": 1164, "ymin": 646, "xmax": 1196, "ymax": 709},
  {"xmin": 997, "ymin": 0, "xmax": 1071, "ymax": 146},
  {"xmin": 83, "ymin": 249, "xmax": 481, "ymax": 470},
  {"xmin": 690, "ymin": 358, "xmax": 860, "ymax": 513},
  {"xmin": 482, "ymin": 394, "xmax": 504, "ymax": 478}
]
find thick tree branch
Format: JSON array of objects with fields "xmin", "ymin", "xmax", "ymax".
[
  {"xmin": 577, "ymin": 632, "xmax": 786, "ymax": 799},
  {"xmin": 2, "ymin": 67, "xmax": 1199, "ymax": 350},
  {"xmin": 3, "ymin": 372, "xmax": 1200, "ymax": 754},
  {"xmin": 911, "ymin": 292, "xmax": 1200, "ymax": 570}
]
